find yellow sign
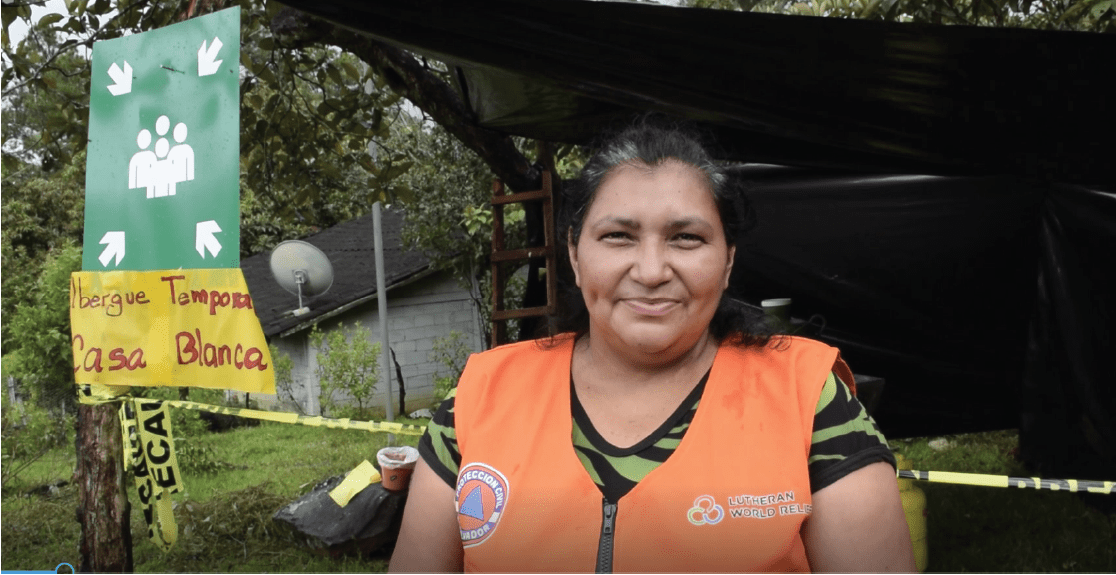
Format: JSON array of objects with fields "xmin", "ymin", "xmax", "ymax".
[{"xmin": 70, "ymin": 269, "xmax": 275, "ymax": 393}]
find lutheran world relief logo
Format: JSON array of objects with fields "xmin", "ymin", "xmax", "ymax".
[
  {"xmin": 455, "ymin": 463, "xmax": 509, "ymax": 547},
  {"xmin": 688, "ymin": 495, "xmax": 725, "ymax": 526}
]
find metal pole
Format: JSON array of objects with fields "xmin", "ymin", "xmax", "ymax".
[{"xmin": 373, "ymin": 202, "xmax": 395, "ymax": 444}]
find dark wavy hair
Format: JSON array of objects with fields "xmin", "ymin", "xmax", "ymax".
[{"xmin": 550, "ymin": 116, "xmax": 776, "ymax": 349}]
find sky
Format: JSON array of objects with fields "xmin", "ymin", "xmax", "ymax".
[{"xmin": 5, "ymin": 0, "xmax": 69, "ymax": 48}]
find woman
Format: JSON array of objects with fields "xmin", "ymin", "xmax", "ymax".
[{"xmin": 390, "ymin": 120, "xmax": 915, "ymax": 572}]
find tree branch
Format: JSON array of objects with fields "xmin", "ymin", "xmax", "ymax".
[
  {"xmin": 270, "ymin": 7, "xmax": 541, "ymax": 193},
  {"xmin": 2, "ymin": 0, "xmax": 151, "ymax": 98}
]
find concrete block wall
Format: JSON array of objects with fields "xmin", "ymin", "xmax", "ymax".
[{"xmin": 257, "ymin": 270, "xmax": 484, "ymax": 416}]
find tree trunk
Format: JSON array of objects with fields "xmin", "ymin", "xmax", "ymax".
[{"xmin": 75, "ymin": 403, "xmax": 133, "ymax": 573}]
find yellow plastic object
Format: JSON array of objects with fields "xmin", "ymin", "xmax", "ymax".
[
  {"xmin": 895, "ymin": 454, "xmax": 928, "ymax": 572},
  {"xmin": 329, "ymin": 460, "xmax": 382, "ymax": 508}
]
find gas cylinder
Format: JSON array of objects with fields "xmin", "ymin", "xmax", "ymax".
[{"xmin": 895, "ymin": 454, "xmax": 928, "ymax": 572}]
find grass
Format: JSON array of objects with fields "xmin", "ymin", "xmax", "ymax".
[
  {"xmin": 3, "ymin": 424, "xmax": 1114, "ymax": 572},
  {"xmin": 890, "ymin": 431, "xmax": 1116, "ymax": 572},
  {"xmin": 2, "ymin": 415, "xmax": 424, "ymax": 573}
]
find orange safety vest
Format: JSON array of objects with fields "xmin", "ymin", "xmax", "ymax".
[{"xmin": 453, "ymin": 335, "xmax": 854, "ymax": 573}]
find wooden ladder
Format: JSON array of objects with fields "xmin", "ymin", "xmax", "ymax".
[{"xmin": 490, "ymin": 171, "xmax": 557, "ymax": 347}]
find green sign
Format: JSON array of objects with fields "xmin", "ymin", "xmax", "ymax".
[{"xmin": 82, "ymin": 8, "xmax": 240, "ymax": 271}]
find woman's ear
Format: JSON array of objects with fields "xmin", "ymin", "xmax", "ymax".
[{"xmin": 568, "ymin": 228, "xmax": 581, "ymax": 288}]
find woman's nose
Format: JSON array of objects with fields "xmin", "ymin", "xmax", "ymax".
[{"xmin": 630, "ymin": 241, "xmax": 672, "ymax": 286}]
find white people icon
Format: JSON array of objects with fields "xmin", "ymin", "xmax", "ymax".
[{"xmin": 129, "ymin": 115, "xmax": 195, "ymax": 198}]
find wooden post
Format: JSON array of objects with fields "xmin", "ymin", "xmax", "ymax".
[{"xmin": 75, "ymin": 403, "xmax": 133, "ymax": 572}]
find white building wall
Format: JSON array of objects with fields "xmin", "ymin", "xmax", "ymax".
[{"xmin": 256, "ymin": 270, "xmax": 484, "ymax": 417}]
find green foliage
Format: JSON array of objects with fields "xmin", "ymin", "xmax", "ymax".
[
  {"xmin": 135, "ymin": 386, "xmax": 228, "ymax": 441},
  {"xmin": 1, "ymin": 18, "xmax": 91, "ymax": 172},
  {"xmin": 393, "ymin": 119, "xmax": 542, "ymax": 346},
  {"xmin": 3, "ymin": 243, "xmax": 82, "ymax": 410},
  {"xmin": 125, "ymin": 387, "xmax": 242, "ymax": 475},
  {"xmin": 0, "ymin": 399, "xmax": 76, "ymax": 488},
  {"xmin": 269, "ymin": 344, "xmax": 302, "ymax": 413},
  {"xmin": 237, "ymin": 3, "xmax": 412, "ymax": 255},
  {"xmin": 309, "ymin": 322, "xmax": 381, "ymax": 419},
  {"xmin": 687, "ymin": 0, "xmax": 1115, "ymax": 31},
  {"xmin": 1, "ymin": 150, "xmax": 85, "ymax": 355},
  {"xmin": 172, "ymin": 437, "xmax": 232, "ymax": 476},
  {"xmin": 429, "ymin": 331, "xmax": 473, "ymax": 402},
  {"xmin": 395, "ymin": 119, "xmax": 504, "ymax": 282}
]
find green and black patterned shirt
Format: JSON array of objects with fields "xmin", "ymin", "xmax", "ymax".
[{"xmin": 420, "ymin": 370, "xmax": 894, "ymax": 502}]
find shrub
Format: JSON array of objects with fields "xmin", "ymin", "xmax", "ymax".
[
  {"xmin": 430, "ymin": 331, "xmax": 472, "ymax": 402},
  {"xmin": 270, "ymin": 344, "xmax": 301, "ymax": 413},
  {"xmin": 309, "ymin": 322, "xmax": 380, "ymax": 419},
  {"xmin": 4, "ymin": 243, "xmax": 83, "ymax": 411},
  {"xmin": 135, "ymin": 386, "xmax": 226, "ymax": 440},
  {"xmin": 1, "ymin": 399, "xmax": 76, "ymax": 487},
  {"xmin": 174, "ymin": 437, "xmax": 234, "ymax": 475}
]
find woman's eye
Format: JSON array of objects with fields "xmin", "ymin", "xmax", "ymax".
[
  {"xmin": 673, "ymin": 233, "xmax": 705, "ymax": 246},
  {"xmin": 601, "ymin": 231, "xmax": 630, "ymax": 241}
]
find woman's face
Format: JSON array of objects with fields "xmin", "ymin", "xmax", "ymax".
[{"xmin": 569, "ymin": 159, "xmax": 735, "ymax": 363}]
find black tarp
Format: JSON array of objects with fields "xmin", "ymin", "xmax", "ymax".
[
  {"xmin": 277, "ymin": 0, "xmax": 1116, "ymax": 480},
  {"xmin": 726, "ymin": 166, "xmax": 1048, "ymax": 437}
]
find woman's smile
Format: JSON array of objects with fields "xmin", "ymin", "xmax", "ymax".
[{"xmin": 622, "ymin": 298, "xmax": 680, "ymax": 316}]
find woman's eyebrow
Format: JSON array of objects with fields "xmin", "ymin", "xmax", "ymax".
[
  {"xmin": 666, "ymin": 217, "xmax": 714, "ymax": 232},
  {"xmin": 591, "ymin": 216, "xmax": 640, "ymax": 230},
  {"xmin": 589, "ymin": 217, "xmax": 715, "ymax": 232}
]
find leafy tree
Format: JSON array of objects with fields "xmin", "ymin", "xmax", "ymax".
[
  {"xmin": 268, "ymin": 344, "xmax": 301, "ymax": 413},
  {"xmin": 1, "ymin": 24, "xmax": 89, "ymax": 173},
  {"xmin": 1, "ymin": 150, "xmax": 86, "ymax": 352},
  {"xmin": 308, "ymin": 322, "xmax": 380, "ymax": 419},
  {"xmin": 3, "ymin": 242, "xmax": 83, "ymax": 410},
  {"xmin": 688, "ymin": 0, "xmax": 1115, "ymax": 31},
  {"xmin": 236, "ymin": 8, "xmax": 415, "ymax": 255},
  {"xmin": 390, "ymin": 117, "xmax": 533, "ymax": 344},
  {"xmin": 429, "ymin": 330, "xmax": 473, "ymax": 402}
]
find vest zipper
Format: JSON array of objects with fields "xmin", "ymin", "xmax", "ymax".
[{"xmin": 596, "ymin": 499, "xmax": 617, "ymax": 573}]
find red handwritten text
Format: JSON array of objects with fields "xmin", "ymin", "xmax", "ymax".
[
  {"xmin": 72, "ymin": 334, "xmax": 147, "ymax": 373},
  {"xmin": 70, "ymin": 276, "xmax": 149, "ymax": 317},
  {"xmin": 175, "ymin": 329, "xmax": 268, "ymax": 371},
  {"xmin": 161, "ymin": 275, "xmax": 253, "ymax": 316}
]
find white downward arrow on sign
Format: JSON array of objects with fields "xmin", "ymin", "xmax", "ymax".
[
  {"xmin": 99, "ymin": 231, "xmax": 125, "ymax": 267},
  {"xmin": 198, "ymin": 36, "xmax": 223, "ymax": 77},
  {"xmin": 107, "ymin": 61, "xmax": 132, "ymax": 96},
  {"xmin": 196, "ymin": 220, "xmax": 222, "ymax": 258}
]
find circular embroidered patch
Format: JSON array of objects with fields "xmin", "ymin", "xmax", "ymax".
[{"xmin": 455, "ymin": 462, "xmax": 509, "ymax": 548}]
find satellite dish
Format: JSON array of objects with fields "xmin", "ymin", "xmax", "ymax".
[{"xmin": 269, "ymin": 240, "xmax": 334, "ymax": 317}]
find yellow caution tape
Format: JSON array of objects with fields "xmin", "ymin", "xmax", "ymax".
[
  {"xmin": 78, "ymin": 383, "xmax": 133, "ymax": 405},
  {"xmin": 329, "ymin": 460, "xmax": 382, "ymax": 508},
  {"xmin": 78, "ymin": 384, "xmax": 428, "ymax": 436},
  {"xmin": 120, "ymin": 399, "xmax": 183, "ymax": 551},
  {"xmin": 167, "ymin": 399, "xmax": 428, "ymax": 436},
  {"xmin": 898, "ymin": 470, "xmax": 1114, "ymax": 494}
]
